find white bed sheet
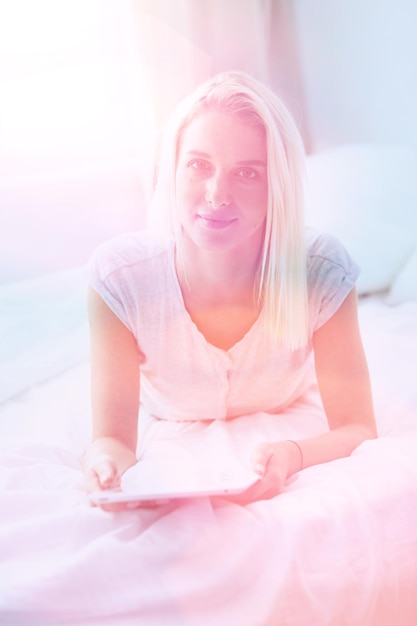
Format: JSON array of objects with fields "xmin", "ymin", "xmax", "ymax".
[{"xmin": 0, "ymin": 285, "xmax": 416, "ymax": 626}]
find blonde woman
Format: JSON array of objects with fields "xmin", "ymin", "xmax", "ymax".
[{"xmin": 83, "ymin": 71, "xmax": 376, "ymax": 507}]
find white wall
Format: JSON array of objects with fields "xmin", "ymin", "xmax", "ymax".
[
  {"xmin": 0, "ymin": 1, "xmax": 154, "ymax": 282},
  {"xmin": 293, "ymin": 0, "xmax": 417, "ymax": 152}
]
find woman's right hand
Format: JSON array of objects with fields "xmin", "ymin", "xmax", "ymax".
[{"xmin": 82, "ymin": 437, "xmax": 137, "ymax": 510}]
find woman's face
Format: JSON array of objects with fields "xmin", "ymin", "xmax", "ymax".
[{"xmin": 175, "ymin": 109, "xmax": 268, "ymax": 256}]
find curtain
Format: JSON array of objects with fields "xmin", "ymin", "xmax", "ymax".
[{"xmin": 131, "ymin": 0, "xmax": 310, "ymax": 148}]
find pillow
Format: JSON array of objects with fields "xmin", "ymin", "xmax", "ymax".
[
  {"xmin": 386, "ymin": 247, "xmax": 417, "ymax": 304},
  {"xmin": 304, "ymin": 144, "xmax": 417, "ymax": 294}
]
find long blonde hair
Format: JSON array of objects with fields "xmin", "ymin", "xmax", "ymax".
[{"xmin": 149, "ymin": 71, "xmax": 308, "ymax": 350}]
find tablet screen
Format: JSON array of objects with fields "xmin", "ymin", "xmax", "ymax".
[{"xmin": 89, "ymin": 434, "xmax": 259, "ymax": 505}]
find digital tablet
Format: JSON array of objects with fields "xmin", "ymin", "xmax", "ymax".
[{"xmin": 89, "ymin": 456, "xmax": 260, "ymax": 506}]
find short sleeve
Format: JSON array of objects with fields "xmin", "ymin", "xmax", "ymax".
[
  {"xmin": 87, "ymin": 234, "xmax": 146, "ymax": 331},
  {"xmin": 307, "ymin": 230, "xmax": 360, "ymax": 332},
  {"xmin": 88, "ymin": 242, "xmax": 130, "ymax": 328},
  {"xmin": 87, "ymin": 231, "xmax": 172, "ymax": 335}
]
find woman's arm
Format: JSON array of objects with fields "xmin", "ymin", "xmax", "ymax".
[
  {"xmin": 304, "ymin": 287, "xmax": 377, "ymax": 464},
  {"xmin": 82, "ymin": 287, "xmax": 141, "ymax": 500},
  {"xmin": 248, "ymin": 288, "xmax": 377, "ymax": 501}
]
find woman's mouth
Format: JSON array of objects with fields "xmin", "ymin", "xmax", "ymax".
[{"xmin": 197, "ymin": 214, "xmax": 237, "ymax": 229}]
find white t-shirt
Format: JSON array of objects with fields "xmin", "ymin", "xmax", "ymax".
[{"xmin": 88, "ymin": 229, "xmax": 359, "ymax": 422}]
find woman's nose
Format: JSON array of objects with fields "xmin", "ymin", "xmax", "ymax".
[{"xmin": 205, "ymin": 173, "xmax": 231, "ymax": 209}]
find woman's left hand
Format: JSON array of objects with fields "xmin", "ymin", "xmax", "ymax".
[{"xmin": 222, "ymin": 440, "xmax": 301, "ymax": 505}]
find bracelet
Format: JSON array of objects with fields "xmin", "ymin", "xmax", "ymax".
[{"xmin": 286, "ymin": 440, "xmax": 304, "ymax": 472}]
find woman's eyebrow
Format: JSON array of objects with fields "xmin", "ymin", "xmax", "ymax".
[
  {"xmin": 184, "ymin": 150, "xmax": 210, "ymax": 158},
  {"xmin": 235, "ymin": 159, "xmax": 266, "ymax": 167}
]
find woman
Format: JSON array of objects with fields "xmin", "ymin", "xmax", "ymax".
[{"xmin": 83, "ymin": 71, "xmax": 376, "ymax": 508}]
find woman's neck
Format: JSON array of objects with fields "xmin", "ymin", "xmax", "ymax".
[{"xmin": 176, "ymin": 235, "xmax": 262, "ymax": 305}]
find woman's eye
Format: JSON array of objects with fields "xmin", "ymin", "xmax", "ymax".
[
  {"xmin": 188, "ymin": 159, "xmax": 211, "ymax": 171},
  {"xmin": 237, "ymin": 168, "xmax": 258, "ymax": 179}
]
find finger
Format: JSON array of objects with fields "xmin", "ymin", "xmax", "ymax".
[
  {"xmin": 223, "ymin": 452, "xmax": 285, "ymax": 505},
  {"xmin": 251, "ymin": 443, "xmax": 274, "ymax": 476},
  {"xmin": 84, "ymin": 469, "xmax": 118, "ymax": 506},
  {"xmin": 100, "ymin": 500, "xmax": 134, "ymax": 513},
  {"xmin": 220, "ymin": 476, "xmax": 276, "ymax": 506},
  {"xmin": 85, "ymin": 455, "xmax": 120, "ymax": 490},
  {"xmin": 261, "ymin": 456, "xmax": 285, "ymax": 494},
  {"xmin": 85, "ymin": 468, "xmax": 102, "ymax": 495},
  {"xmin": 96, "ymin": 462, "xmax": 119, "ymax": 490}
]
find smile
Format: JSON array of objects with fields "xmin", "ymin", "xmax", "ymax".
[{"xmin": 197, "ymin": 215, "xmax": 237, "ymax": 229}]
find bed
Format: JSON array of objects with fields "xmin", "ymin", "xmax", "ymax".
[{"xmin": 1, "ymin": 143, "xmax": 416, "ymax": 626}]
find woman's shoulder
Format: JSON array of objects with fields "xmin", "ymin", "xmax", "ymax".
[
  {"xmin": 305, "ymin": 228, "xmax": 360, "ymax": 331},
  {"xmin": 305, "ymin": 227, "xmax": 359, "ymax": 276},
  {"xmin": 89, "ymin": 230, "xmax": 173, "ymax": 282}
]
